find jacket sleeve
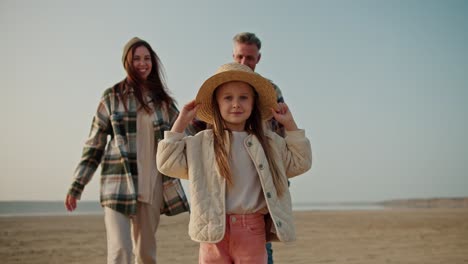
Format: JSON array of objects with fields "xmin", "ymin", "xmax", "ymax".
[
  {"xmin": 277, "ymin": 129, "xmax": 312, "ymax": 178},
  {"xmin": 157, "ymin": 131, "xmax": 189, "ymax": 180},
  {"xmin": 267, "ymin": 80, "xmax": 286, "ymax": 137},
  {"xmin": 68, "ymin": 95, "xmax": 111, "ymax": 199}
]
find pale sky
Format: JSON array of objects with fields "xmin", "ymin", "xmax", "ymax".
[{"xmin": 1, "ymin": 0, "xmax": 467, "ymax": 203}]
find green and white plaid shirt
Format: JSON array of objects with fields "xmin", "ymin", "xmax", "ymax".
[{"xmin": 68, "ymin": 83, "xmax": 189, "ymax": 216}]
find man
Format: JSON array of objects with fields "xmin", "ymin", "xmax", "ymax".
[
  {"xmin": 186, "ymin": 32, "xmax": 285, "ymax": 264},
  {"xmin": 231, "ymin": 32, "xmax": 285, "ymax": 138}
]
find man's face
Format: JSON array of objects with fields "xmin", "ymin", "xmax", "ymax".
[{"xmin": 232, "ymin": 42, "xmax": 261, "ymax": 71}]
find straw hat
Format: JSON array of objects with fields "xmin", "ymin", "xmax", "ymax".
[{"xmin": 195, "ymin": 62, "xmax": 278, "ymax": 124}]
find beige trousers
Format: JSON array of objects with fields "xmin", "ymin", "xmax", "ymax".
[{"xmin": 104, "ymin": 198, "xmax": 162, "ymax": 264}]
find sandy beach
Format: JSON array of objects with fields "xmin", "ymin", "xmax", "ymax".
[{"xmin": 1, "ymin": 208, "xmax": 467, "ymax": 264}]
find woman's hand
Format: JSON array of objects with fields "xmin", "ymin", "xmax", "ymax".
[
  {"xmin": 171, "ymin": 99, "xmax": 199, "ymax": 133},
  {"xmin": 271, "ymin": 103, "xmax": 298, "ymax": 131},
  {"xmin": 65, "ymin": 194, "xmax": 77, "ymax": 212}
]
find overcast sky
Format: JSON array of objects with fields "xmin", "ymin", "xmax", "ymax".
[{"xmin": 1, "ymin": 0, "xmax": 467, "ymax": 203}]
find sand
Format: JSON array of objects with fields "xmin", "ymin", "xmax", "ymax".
[{"xmin": 1, "ymin": 209, "xmax": 467, "ymax": 264}]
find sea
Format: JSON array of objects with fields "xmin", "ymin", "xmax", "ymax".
[
  {"xmin": 0, "ymin": 201, "xmax": 103, "ymax": 217},
  {"xmin": 0, "ymin": 201, "xmax": 385, "ymax": 217}
]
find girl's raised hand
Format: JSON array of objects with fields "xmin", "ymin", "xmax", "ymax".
[
  {"xmin": 180, "ymin": 99, "xmax": 199, "ymax": 119},
  {"xmin": 171, "ymin": 99, "xmax": 199, "ymax": 133},
  {"xmin": 271, "ymin": 103, "xmax": 298, "ymax": 131}
]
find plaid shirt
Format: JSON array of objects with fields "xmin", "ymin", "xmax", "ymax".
[
  {"xmin": 186, "ymin": 79, "xmax": 285, "ymax": 136},
  {"xmin": 68, "ymin": 83, "xmax": 190, "ymax": 216}
]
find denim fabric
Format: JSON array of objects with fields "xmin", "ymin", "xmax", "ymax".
[{"xmin": 266, "ymin": 242, "xmax": 273, "ymax": 264}]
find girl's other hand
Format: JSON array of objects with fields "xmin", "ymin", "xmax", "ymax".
[
  {"xmin": 172, "ymin": 99, "xmax": 199, "ymax": 133},
  {"xmin": 180, "ymin": 99, "xmax": 199, "ymax": 120},
  {"xmin": 271, "ymin": 103, "xmax": 298, "ymax": 131}
]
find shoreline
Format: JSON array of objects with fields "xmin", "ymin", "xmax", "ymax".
[
  {"xmin": 1, "ymin": 208, "xmax": 467, "ymax": 264},
  {"xmin": 2, "ymin": 197, "xmax": 467, "ymax": 217}
]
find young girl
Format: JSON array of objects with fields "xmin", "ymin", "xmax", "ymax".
[{"xmin": 156, "ymin": 62, "xmax": 312, "ymax": 263}]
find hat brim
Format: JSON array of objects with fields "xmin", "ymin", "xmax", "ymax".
[{"xmin": 195, "ymin": 70, "xmax": 278, "ymax": 124}]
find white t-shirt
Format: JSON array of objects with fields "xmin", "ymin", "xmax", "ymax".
[
  {"xmin": 226, "ymin": 131, "xmax": 267, "ymax": 214},
  {"xmin": 136, "ymin": 95, "xmax": 162, "ymax": 206}
]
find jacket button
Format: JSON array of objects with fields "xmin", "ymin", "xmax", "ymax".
[
  {"xmin": 276, "ymin": 221, "xmax": 282, "ymax": 227},
  {"xmin": 266, "ymin": 192, "xmax": 271, "ymax": 198},
  {"xmin": 259, "ymin": 164, "xmax": 264, "ymax": 170},
  {"xmin": 247, "ymin": 141, "xmax": 252, "ymax": 147}
]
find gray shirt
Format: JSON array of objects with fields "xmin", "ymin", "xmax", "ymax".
[{"xmin": 226, "ymin": 131, "xmax": 267, "ymax": 214}]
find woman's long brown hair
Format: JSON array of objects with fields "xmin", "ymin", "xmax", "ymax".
[
  {"xmin": 211, "ymin": 86, "xmax": 287, "ymax": 197},
  {"xmin": 115, "ymin": 41, "xmax": 175, "ymax": 112}
]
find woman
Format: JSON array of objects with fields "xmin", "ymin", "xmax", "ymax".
[{"xmin": 65, "ymin": 37, "xmax": 189, "ymax": 264}]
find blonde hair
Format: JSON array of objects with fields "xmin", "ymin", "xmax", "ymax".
[{"xmin": 211, "ymin": 86, "xmax": 287, "ymax": 197}]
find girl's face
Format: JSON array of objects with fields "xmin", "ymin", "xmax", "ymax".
[
  {"xmin": 132, "ymin": 46, "xmax": 152, "ymax": 80},
  {"xmin": 215, "ymin": 81, "xmax": 254, "ymax": 131}
]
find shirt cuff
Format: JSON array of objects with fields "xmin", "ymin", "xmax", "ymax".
[
  {"xmin": 284, "ymin": 129, "xmax": 306, "ymax": 138},
  {"xmin": 163, "ymin": 131, "xmax": 185, "ymax": 141}
]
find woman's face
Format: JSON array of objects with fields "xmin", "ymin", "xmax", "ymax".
[{"xmin": 132, "ymin": 46, "xmax": 152, "ymax": 80}]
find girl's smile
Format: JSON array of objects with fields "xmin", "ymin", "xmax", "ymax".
[{"xmin": 215, "ymin": 81, "xmax": 254, "ymax": 131}]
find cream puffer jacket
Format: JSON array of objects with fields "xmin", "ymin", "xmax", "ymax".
[{"xmin": 156, "ymin": 129, "xmax": 312, "ymax": 243}]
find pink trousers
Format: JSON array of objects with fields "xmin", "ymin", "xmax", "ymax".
[{"xmin": 199, "ymin": 213, "xmax": 267, "ymax": 264}]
